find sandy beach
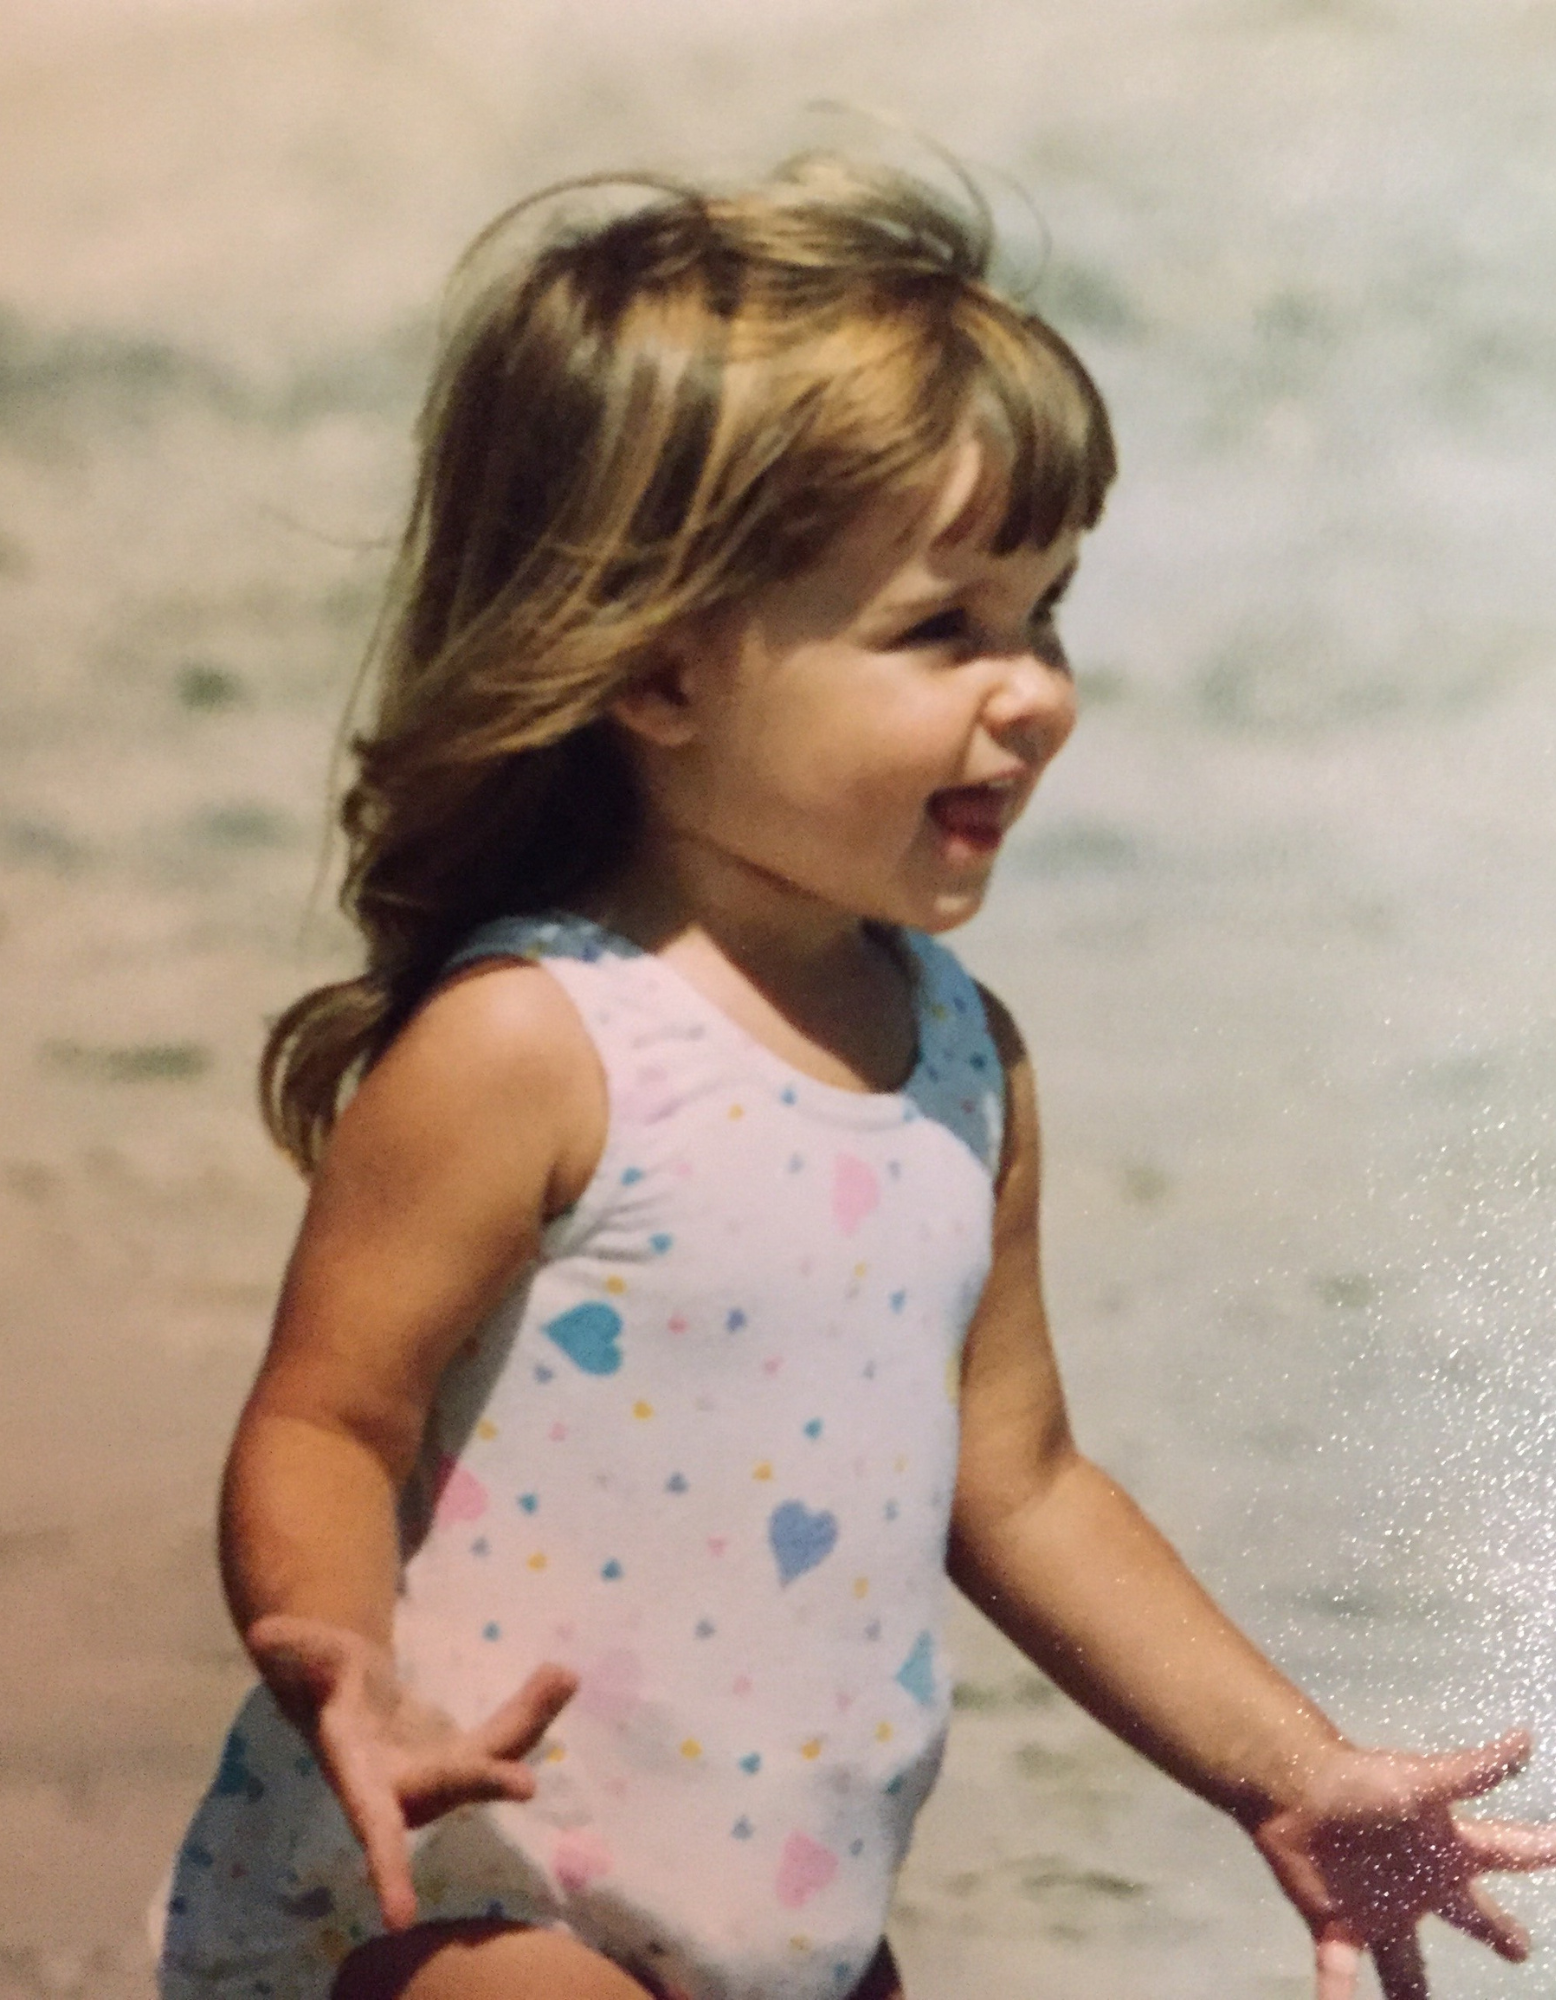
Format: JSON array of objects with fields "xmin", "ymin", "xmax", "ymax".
[{"xmin": 5, "ymin": 3, "xmax": 1556, "ymax": 1994}]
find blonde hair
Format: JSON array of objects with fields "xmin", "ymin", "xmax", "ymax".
[{"xmin": 262, "ymin": 153, "xmax": 1117, "ymax": 1170}]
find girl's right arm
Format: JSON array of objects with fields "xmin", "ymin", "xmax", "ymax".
[{"xmin": 221, "ymin": 959, "xmax": 602, "ymax": 1925}]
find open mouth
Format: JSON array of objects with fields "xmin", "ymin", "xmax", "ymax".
[{"xmin": 927, "ymin": 783, "xmax": 1012, "ymax": 855}]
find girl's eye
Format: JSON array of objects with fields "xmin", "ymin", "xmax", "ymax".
[
  {"xmin": 895, "ymin": 607, "xmax": 969, "ymax": 648},
  {"xmin": 1028, "ymin": 604, "xmax": 1062, "ymax": 640},
  {"xmin": 1031, "ymin": 573, "xmax": 1074, "ymax": 626}
]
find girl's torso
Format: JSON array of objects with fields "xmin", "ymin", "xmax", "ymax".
[{"xmin": 160, "ymin": 912, "xmax": 1005, "ymax": 2000}]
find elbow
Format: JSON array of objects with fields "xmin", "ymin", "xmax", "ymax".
[
  {"xmin": 233, "ymin": 1364, "xmax": 424, "ymax": 1490},
  {"xmin": 946, "ymin": 1420, "xmax": 1082, "ymax": 1602}
]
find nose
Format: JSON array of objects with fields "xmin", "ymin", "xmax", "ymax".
[{"xmin": 981, "ymin": 643, "xmax": 1076, "ymax": 756}]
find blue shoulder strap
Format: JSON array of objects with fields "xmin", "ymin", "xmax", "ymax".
[{"xmin": 899, "ymin": 931, "xmax": 1006, "ymax": 1176}]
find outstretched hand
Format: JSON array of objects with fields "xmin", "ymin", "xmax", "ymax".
[
  {"xmin": 1251, "ymin": 1730, "xmax": 1556, "ymax": 1999},
  {"xmin": 248, "ymin": 1613, "xmax": 577, "ymax": 1931}
]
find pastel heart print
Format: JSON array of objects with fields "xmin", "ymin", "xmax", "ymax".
[
  {"xmin": 553, "ymin": 1828, "xmax": 613, "ymax": 1893},
  {"xmin": 776, "ymin": 1831, "xmax": 839, "ymax": 1909},
  {"xmin": 895, "ymin": 1629, "xmax": 936, "ymax": 1706},
  {"xmin": 432, "ymin": 1455, "xmax": 488, "ymax": 1527},
  {"xmin": 576, "ymin": 1648, "xmax": 643, "ymax": 1726},
  {"xmin": 617, "ymin": 1064, "xmax": 676, "ymax": 1124},
  {"xmin": 543, "ymin": 1301, "xmax": 623, "ymax": 1375},
  {"xmin": 213, "ymin": 1730, "xmax": 265, "ymax": 1803},
  {"xmin": 832, "ymin": 1154, "xmax": 879, "ymax": 1236},
  {"xmin": 769, "ymin": 1500, "xmax": 839, "ymax": 1585}
]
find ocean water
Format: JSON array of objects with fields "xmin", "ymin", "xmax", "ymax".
[{"xmin": 4, "ymin": 1, "xmax": 1556, "ymax": 1992}]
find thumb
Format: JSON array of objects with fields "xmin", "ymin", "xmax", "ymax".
[{"xmin": 1409, "ymin": 1730, "xmax": 1531, "ymax": 1808}]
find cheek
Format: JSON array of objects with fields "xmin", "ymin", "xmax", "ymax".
[
  {"xmin": 706, "ymin": 663, "xmax": 951, "ymax": 836},
  {"xmin": 1053, "ymin": 684, "xmax": 1079, "ymax": 753}
]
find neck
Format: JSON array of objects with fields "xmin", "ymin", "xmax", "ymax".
[
  {"xmin": 585, "ymin": 826, "xmax": 881, "ymax": 988},
  {"xmin": 582, "ymin": 819, "xmax": 917, "ymax": 1097}
]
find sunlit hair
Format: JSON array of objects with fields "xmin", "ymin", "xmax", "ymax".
[{"xmin": 261, "ymin": 153, "xmax": 1117, "ymax": 1170}]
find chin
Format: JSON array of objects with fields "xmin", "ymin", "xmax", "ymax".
[{"xmin": 911, "ymin": 883, "xmax": 990, "ymax": 934}]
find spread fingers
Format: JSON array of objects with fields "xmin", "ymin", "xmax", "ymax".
[
  {"xmin": 1370, "ymin": 1929, "xmax": 1428, "ymax": 2000},
  {"xmin": 475, "ymin": 1663, "xmax": 579, "ymax": 1759},
  {"xmin": 1437, "ymin": 1881, "xmax": 1529, "ymax": 1961}
]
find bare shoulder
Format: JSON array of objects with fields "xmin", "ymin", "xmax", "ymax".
[
  {"xmin": 949, "ymin": 982, "xmax": 1071, "ymax": 1557},
  {"xmin": 247, "ymin": 956, "xmax": 609, "ymax": 1453},
  {"xmin": 325, "ymin": 954, "xmax": 607, "ymax": 1225},
  {"xmin": 974, "ymin": 979, "xmax": 1029, "ymax": 1071},
  {"xmin": 973, "ymin": 980, "xmax": 1039, "ymax": 1191}
]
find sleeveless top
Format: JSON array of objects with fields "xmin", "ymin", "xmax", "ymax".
[{"xmin": 160, "ymin": 913, "xmax": 1005, "ymax": 2000}]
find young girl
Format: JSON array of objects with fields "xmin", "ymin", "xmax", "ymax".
[{"xmin": 160, "ymin": 157, "xmax": 1556, "ymax": 2000}]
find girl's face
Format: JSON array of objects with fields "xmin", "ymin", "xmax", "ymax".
[{"xmin": 619, "ymin": 432, "xmax": 1082, "ymax": 938}]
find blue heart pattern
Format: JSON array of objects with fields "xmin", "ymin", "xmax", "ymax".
[
  {"xmin": 213, "ymin": 1730, "xmax": 265, "ymax": 1803},
  {"xmin": 542, "ymin": 1302, "xmax": 624, "ymax": 1375},
  {"xmin": 769, "ymin": 1500, "xmax": 839, "ymax": 1586},
  {"xmin": 895, "ymin": 1630, "xmax": 936, "ymax": 1707}
]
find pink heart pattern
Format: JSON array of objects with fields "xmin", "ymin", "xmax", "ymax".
[
  {"xmin": 432, "ymin": 1455, "xmax": 488, "ymax": 1527},
  {"xmin": 776, "ymin": 1830, "xmax": 839, "ymax": 1909},
  {"xmin": 576, "ymin": 1647, "xmax": 644, "ymax": 1726},
  {"xmin": 553, "ymin": 1828, "xmax": 613, "ymax": 1893},
  {"xmin": 832, "ymin": 1154, "xmax": 879, "ymax": 1236}
]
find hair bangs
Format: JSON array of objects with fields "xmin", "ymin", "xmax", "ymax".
[{"xmin": 956, "ymin": 298, "xmax": 1117, "ymax": 556}]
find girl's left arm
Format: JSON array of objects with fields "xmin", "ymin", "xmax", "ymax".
[{"xmin": 947, "ymin": 988, "xmax": 1556, "ymax": 2000}]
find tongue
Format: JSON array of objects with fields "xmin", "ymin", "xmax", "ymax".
[{"xmin": 930, "ymin": 787, "xmax": 1001, "ymax": 839}]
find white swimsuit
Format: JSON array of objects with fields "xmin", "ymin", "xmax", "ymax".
[{"xmin": 159, "ymin": 913, "xmax": 1004, "ymax": 2000}]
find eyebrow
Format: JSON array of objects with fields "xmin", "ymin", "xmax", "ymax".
[{"xmin": 874, "ymin": 557, "xmax": 1080, "ymax": 626}]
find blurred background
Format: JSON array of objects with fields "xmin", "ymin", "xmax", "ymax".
[{"xmin": 4, "ymin": 2, "xmax": 1556, "ymax": 1994}]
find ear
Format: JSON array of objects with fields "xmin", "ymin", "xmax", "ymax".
[{"xmin": 609, "ymin": 645, "xmax": 702, "ymax": 750}]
